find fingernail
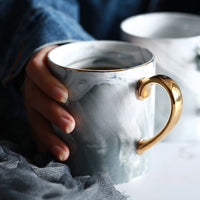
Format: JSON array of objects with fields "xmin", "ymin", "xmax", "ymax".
[
  {"xmin": 66, "ymin": 121, "xmax": 75, "ymax": 134},
  {"xmin": 61, "ymin": 92, "xmax": 68, "ymax": 103},
  {"xmin": 59, "ymin": 151, "xmax": 68, "ymax": 161},
  {"xmin": 53, "ymin": 87, "xmax": 68, "ymax": 103},
  {"xmin": 61, "ymin": 117, "xmax": 75, "ymax": 133},
  {"xmin": 52, "ymin": 145, "xmax": 69, "ymax": 161},
  {"xmin": 66, "ymin": 124, "xmax": 73, "ymax": 134}
]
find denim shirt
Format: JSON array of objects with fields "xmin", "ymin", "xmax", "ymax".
[
  {"xmin": 0, "ymin": 0, "xmax": 199, "ymax": 119},
  {"xmin": 1, "ymin": 0, "xmax": 200, "ymax": 84}
]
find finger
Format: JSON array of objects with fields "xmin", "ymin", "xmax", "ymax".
[
  {"xmin": 25, "ymin": 45, "xmax": 68, "ymax": 103},
  {"xmin": 24, "ymin": 77, "xmax": 75, "ymax": 134},
  {"xmin": 26, "ymin": 106, "xmax": 70, "ymax": 161}
]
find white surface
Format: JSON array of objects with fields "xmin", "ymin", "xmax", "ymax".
[{"xmin": 115, "ymin": 142, "xmax": 200, "ymax": 200}]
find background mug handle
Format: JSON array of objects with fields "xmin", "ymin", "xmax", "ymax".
[{"xmin": 136, "ymin": 75, "xmax": 183, "ymax": 154}]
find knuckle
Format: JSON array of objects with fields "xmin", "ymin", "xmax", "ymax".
[
  {"xmin": 54, "ymin": 104, "xmax": 65, "ymax": 116},
  {"xmin": 25, "ymin": 57, "xmax": 40, "ymax": 76},
  {"xmin": 31, "ymin": 57, "xmax": 40, "ymax": 68}
]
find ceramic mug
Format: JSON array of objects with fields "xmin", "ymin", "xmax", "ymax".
[
  {"xmin": 47, "ymin": 41, "xmax": 182, "ymax": 183},
  {"xmin": 121, "ymin": 12, "xmax": 200, "ymax": 141}
]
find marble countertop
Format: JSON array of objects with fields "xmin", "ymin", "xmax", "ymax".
[{"xmin": 115, "ymin": 141, "xmax": 200, "ymax": 200}]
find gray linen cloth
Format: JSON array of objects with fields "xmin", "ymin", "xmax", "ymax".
[{"xmin": 0, "ymin": 141, "xmax": 127, "ymax": 200}]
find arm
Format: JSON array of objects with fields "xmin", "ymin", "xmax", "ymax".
[{"xmin": 0, "ymin": 0, "xmax": 94, "ymax": 161}]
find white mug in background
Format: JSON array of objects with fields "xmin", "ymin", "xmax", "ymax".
[
  {"xmin": 121, "ymin": 12, "xmax": 200, "ymax": 141},
  {"xmin": 47, "ymin": 41, "xmax": 182, "ymax": 183}
]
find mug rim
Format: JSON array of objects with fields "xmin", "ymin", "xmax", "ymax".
[
  {"xmin": 47, "ymin": 40, "xmax": 154, "ymax": 73},
  {"xmin": 120, "ymin": 12, "xmax": 200, "ymax": 40}
]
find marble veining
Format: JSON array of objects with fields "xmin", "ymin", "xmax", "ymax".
[{"xmin": 48, "ymin": 41, "xmax": 156, "ymax": 183}]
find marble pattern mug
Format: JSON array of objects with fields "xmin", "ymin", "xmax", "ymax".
[
  {"xmin": 121, "ymin": 12, "xmax": 200, "ymax": 141},
  {"xmin": 47, "ymin": 41, "xmax": 182, "ymax": 183}
]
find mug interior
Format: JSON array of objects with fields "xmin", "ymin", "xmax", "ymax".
[
  {"xmin": 47, "ymin": 41, "xmax": 153, "ymax": 71},
  {"xmin": 121, "ymin": 12, "xmax": 200, "ymax": 39}
]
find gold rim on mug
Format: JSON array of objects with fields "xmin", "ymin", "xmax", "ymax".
[{"xmin": 47, "ymin": 40, "xmax": 155, "ymax": 73}]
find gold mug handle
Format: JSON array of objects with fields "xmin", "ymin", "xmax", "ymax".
[{"xmin": 136, "ymin": 75, "xmax": 183, "ymax": 154}]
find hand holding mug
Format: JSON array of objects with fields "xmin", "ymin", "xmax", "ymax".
[{"xmin": 23, "ymin": 45, "xmax": 75, "ymax": 161}]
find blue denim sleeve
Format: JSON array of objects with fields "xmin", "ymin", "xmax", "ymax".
[{"xmin": 0, "ymin": 0, "xmax": 94, "ymax": 85}]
